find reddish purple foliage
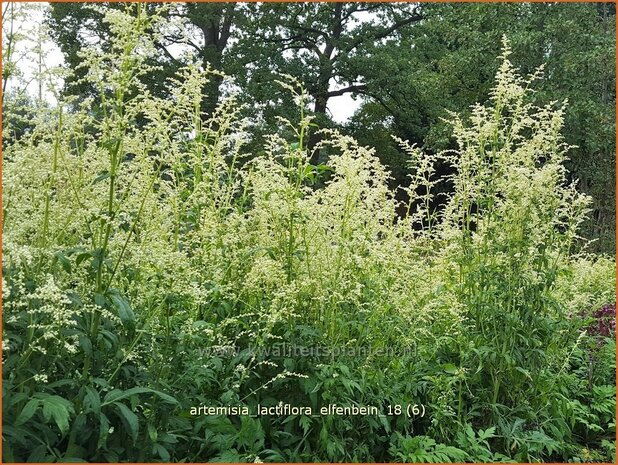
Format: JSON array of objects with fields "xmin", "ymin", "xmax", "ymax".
[{"xmin": 588, "ymin": 303, "xmax": 616, "ymax": 338}]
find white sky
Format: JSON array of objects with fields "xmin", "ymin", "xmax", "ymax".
[
  {"xmin": 3, "ymin": 3, "xmax": 63, "ymax": 102},
  {"xmin": 328, "ymin": 93, "xmax": 360, "ymax": 123},
  {"xmin": 4, "ymin": 2, "xmax": 361, "ymax": 122}
]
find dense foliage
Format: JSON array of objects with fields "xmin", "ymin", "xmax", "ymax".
[
  {"xmin": 43, "ymin": 2, "xmax": 616, "ymax": 253},
  {"xmin": 2, "ymin": 5, "xmax": 616, "ymax": 463}
]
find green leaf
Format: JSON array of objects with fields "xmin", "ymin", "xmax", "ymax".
[
  {"xmin": 237, "ymin": 416, "xmax": 264, "ymax": 449},
  {"xmin": 94, "ymin": 293, "xmax": 106, "ymax": 308},
  {"xmin": 9, "ymin": 393, "xmax": 28, "ymax": 407},
  {"xmin": 27, "ymin": 444, "xmax": 49, "ymax": 462},
  {"xmin": 108, "ymin": 293, "xmax": 136, "ymax": 327},
  {"xmin": 84, "ymin": 386, "xmax": 101, "ymax": 415},
  {"xmin": 79, "ymin": 334, "xmax": 93, "ymax": 357},
  {"xmin": 41, "ymin": 396, "xmax": 73, "ymax": 435},
  {"xmin": 53, "ymin": 252, "xmax": 72, "ymax": 272},
  {"xmin": 147, "ymin": 422, "xmax": 158, "ymax": 442},
  {"xmin": 92, "ymin": 171, "xmax": 110, "ymax": 184},
  {"xmin": 102, "ymin": 387, "xmax": 178, "ymax": 406},
  {"xmin": 299, "ymin": 415, "xmax": 311, "ymax": 435},
  {"xmin": 153, "ymin": 443, "xmax": 170, "ymax": 461},
  {"xmin": 478, "ymin": 426, "xmax": 496, "ymax": 441},
  {"xmin": 75, "ymin": 251, "xmax": 92, "ymax": 267},
  {"xmin": 443, "ymin": 363, "xmax": 458, "ymax": 375},
  {"xmin": 15, "ymin": 399, "xmax": 39, "ymax": 425},
  {"xmin": 113, "ymin": 402, "xmax": 139, "ymax": 444},
  {"xmin": 102, "ymin": 389, "xmax": 124, "ymax": 405},
  {"xmin": 98, "ymin": 413, "xmax": 110, "ymax": 449},
  {"xmin": 72, "ymin": 412, "xmax": 87, "ymax": 431},
  {"xmin": 379, "ymin": 413, "xmax": 392, "ymax": 433}
]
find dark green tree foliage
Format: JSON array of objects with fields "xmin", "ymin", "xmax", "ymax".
[
  {"xmin": 234, "ymin": 3, "xmax": 421, "ymax": 116},
  {"xmin": 48, "ymin": 2, "xmax": 423, "ymax": 157},
  {"xmin": 229, "ymin": 2, "xmax": 423, "ymax": 160}
]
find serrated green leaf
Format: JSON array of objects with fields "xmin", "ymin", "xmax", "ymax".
[
  {"xmin": 478, "ymin": 426, "xmax": 496, "ymax": 440},
  {"xmin": 113, "ymin": 402, "xmax": 139, "ymax": 444},
  {"xmin": 15, "ymin": 399, "xmax": 39, "ymax": 425},
  {"xmin": 102, "ymin": 387, "xmax": 178, "ymax": 406},
  {"xmin": 84, "ymin": 386, "xmax": 101, "ymax": 416},
  {"xmin": 108, "ymin": 293, "xmax": 135, "ymax": 327},
  {"xmin": 41, "ymin": 396, "xmax": 73, "ymax": 435}
]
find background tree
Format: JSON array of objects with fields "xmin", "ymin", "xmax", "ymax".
[{"xmin": 231, "ymin": 2, "xmax": 422, "ymax": 159}]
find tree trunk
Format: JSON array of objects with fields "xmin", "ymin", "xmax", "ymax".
[
  {"xmin": 307, "ymin": 3, "xmax": 343, "ymax": 164},
  {"xmin": 187, "ymin": 3, "xmax": 236, "ymax": 118},
  {"xmin": 307, "ymin": 88, "xmax": 329, "ymax": 164},
  {"xmin": 201, "ymin": 45, "xmax": 223, "ymax": 117}
]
